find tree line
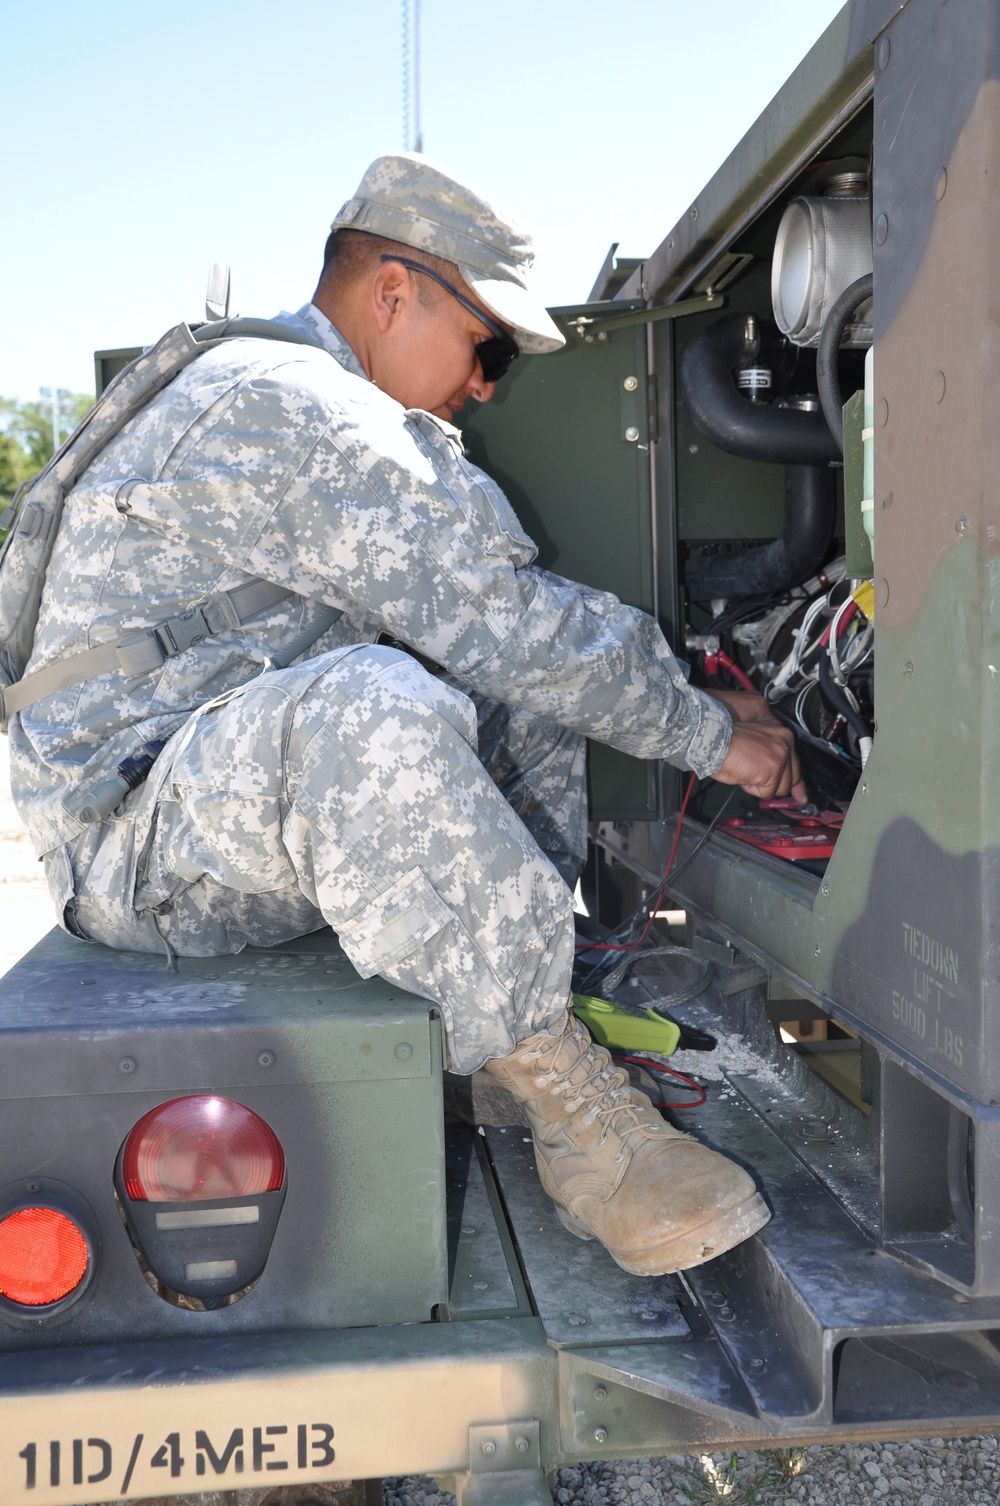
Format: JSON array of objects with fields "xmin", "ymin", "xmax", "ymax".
[{"xmin": 1, "ymin": 393, "xmax": 93, "ymax": 507}]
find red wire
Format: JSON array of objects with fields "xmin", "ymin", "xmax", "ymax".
[
  {"xmin": 818, "ymin": 598, "xmax": 858, "ymax": 649},
  {"xmin": 575, "ymin": 772, "xmax": 697, "ymax": 953},
  {"xmin": 614, "ymin": 1052, "xmax": 708, "ymax": 1109},
  {"xmin": 715, "ymin": 650, "xmax": 757, "ymax": 695}
]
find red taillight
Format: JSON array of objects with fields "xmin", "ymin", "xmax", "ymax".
[
  {"xmin": 122, "ymin": 1096, "xmax": 285, "ymax": 1202},
  {"xmin": 0, "ymin": 1207, "xmax": 89, "ymax": 1306}
]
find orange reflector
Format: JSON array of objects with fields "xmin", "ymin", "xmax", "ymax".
[{"xmin": 0, "ymin": 1207, "xmax": 89, "ymax": 1306}]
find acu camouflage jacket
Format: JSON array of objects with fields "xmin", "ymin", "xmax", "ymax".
[{"xmin": 9, "ymin": 303, "xmax": 732, "ymax": 857}]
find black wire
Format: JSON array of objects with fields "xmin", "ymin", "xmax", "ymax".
[
  {"xmin": 575, "ymin": 783, "xmax": 705, "ymax": 990},
  {"xmin": 663, "ymin": 788, "xmax": 740, "ymax": 886},
  {"xmin": 577, "ymin": 788, "xmax": 740, "ymax": 994},
  {"xmin": 818, "ymin": 650, "xmax": 872, "ymax": 745},
  {"xmin": 705, "ymin": 589, "xmax": 788, "ymax": 636},
  {"xmin": 768, "ymin": 701, "xmax": 860, "ymax": 767}
]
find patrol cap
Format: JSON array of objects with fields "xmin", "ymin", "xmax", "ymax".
[{"xmin": 331, "ymin": 153, "xmax": 565, "ymax": 356}]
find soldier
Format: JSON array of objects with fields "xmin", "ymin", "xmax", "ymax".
[{"xmin": 10, "ymin": 155, "xmax": 803, "ymax": 1274}]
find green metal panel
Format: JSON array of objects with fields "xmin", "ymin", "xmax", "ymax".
[
  {"xmin": 0, "ymin": 928, "xmax": 449, "ymax": 1337},
  {"xmin": 93, "ymin": 347, "xmax": 141, "ymax": 397},
  {"xmin": 462, "ymin": 305, "xmax": 658, "ymax": 821}
]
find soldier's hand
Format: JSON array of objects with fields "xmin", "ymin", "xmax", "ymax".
[
  {"xmin": 714, "ymin": 720, "xmax": 808, "ymax": 804},
  {"xmin": 706, "ymin": 687, "xmax": 778, "ymax": 725}
]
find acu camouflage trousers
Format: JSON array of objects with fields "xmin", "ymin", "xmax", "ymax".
[{"xmin": 52, "ymin": 645, "xmax": 587, "ymax": 1073}]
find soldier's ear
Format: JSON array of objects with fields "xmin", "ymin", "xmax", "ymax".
[{"xmin": 372, "ymin": 259, "xmax": 412, "ymax": 333}]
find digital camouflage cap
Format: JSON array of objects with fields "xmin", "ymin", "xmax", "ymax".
[{"xmin": 331, "ymin": 153, "xmax": 565, "ymax": 356}]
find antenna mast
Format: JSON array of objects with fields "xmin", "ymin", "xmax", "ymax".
[{"xmin": 402, "ymin": 0, "xmax": 423, "ymax": 153}]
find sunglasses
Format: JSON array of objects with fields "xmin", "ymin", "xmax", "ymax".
[{"xmin": 379, "ymin": 255, "xmax": 520, "ymax": 383}]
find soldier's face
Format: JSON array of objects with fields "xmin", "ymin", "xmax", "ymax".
[{"xmin": 373, "ymin": 264, "xmax": 499, "ymax": 420}]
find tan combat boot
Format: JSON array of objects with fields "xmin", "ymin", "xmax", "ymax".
[{"xmin": 484, "ymin": 1010, "xmax": 770, "ymax": 1276}]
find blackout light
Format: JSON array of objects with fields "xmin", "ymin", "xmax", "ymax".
[
  {"xmin": 115, "ymin": 1095, "xmax": 287, "ymax": 1305},
  {"xmin": 122, "ymin": 1095, "xmax": 285, "ymax": 1202}
]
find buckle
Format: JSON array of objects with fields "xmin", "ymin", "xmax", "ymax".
[{"xmin": 153, "ymin": 609, "xmax": 211, "ymax": 657}]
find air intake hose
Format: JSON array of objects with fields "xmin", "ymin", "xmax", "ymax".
[
  {"xmin": 681, "ymin": 314, "xmax": 841, "ymax": 464},
  {"xmin": 685, "ymin": 465, "xmax": 834, "ymax": 599},
  {"xmin": 680, "ymin": 314, "xmax": 838, "ymax": 599}
]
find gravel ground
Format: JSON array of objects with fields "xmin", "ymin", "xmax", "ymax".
[
  {"xmin": 385, "ymin": 1436, "xmax": 1000, "ymax": 1505},
  {"xmin": 3, "ymin": 750, "xmax": 999, "ymax": 1505}
]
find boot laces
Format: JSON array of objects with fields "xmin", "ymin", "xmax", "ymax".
[{"xmin": 541, "ymin": 1043, "xmax": 644, "ymax": 1146}]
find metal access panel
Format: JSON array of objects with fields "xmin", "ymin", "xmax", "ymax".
[
  {"xmin": 0, "ymin": 928, "xmax": 448, "ymax": 1345},
  {"xmin": 462, "ymin": 303, "xmax": 660, "ymax": 821},
  {"xmin": 624, "ymin": 0, "xmax": 1000, "ymax": 1300},
  {"xmin": 93, "ymin": 347, "xmax": 142, "ymax": 397}
]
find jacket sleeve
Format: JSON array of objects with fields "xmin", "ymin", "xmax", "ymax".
[{"xmin": 237, "ymin": 383, "xmax": 733, "ymax": 776}]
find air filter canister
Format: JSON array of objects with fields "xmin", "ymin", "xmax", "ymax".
[{"xmin": 771, "ymin": 195, "xmax": 873, "ymax": 348}]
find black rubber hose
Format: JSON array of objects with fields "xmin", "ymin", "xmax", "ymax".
[
  {"xmin": 816, "ymin": 273, "xmax": 874, "ymax": 452},
  {"xmin": 680, "ymin": 314, "xmax": 841, "ymax": 465},
  {"xmin": 818, "ymin": 648, "xmax": 872, "ymax": 744},
  {"xmin": 685, "ymin": 464, "xmax": 835, "ymax": 600}
]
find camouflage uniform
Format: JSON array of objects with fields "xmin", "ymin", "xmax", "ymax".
[{"xmin": 10, "ymin": 303, "xmax": 732, "ymax": 1073}]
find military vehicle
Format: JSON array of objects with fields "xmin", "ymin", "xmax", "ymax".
[{"xmin": 1, "ymin": 0, "xmax": 996, "ymax": 1500}]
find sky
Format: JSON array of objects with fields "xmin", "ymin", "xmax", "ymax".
[{"xmin": 2, "ymin": 0, "xmax": 845, "ymax": 402}]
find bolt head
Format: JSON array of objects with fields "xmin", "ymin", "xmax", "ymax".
[
  {"xmin": 515, "ymin": 1436, "xmax": 530, "ymax": 1453},
  {"xmin": 877, "ymin": 35, "xmax": 891, "ymax": 69},
  {"xmin": 395, "ymin": 1042, "xmax": 413, "ymax": 1061},
  {"xmin": 482, "ymin": 1440, "xmax": 496, "ymax": 1456},
  {"xmin": 594, "ymin": 1427, "xmax": 608, "ymax": 1444},
  {"xmin": 118, "ymin": 1056, "xmax": 137, "ymax": 1075},
  {"xmin": 875, "ymin": 213, "xmax": 889, "ymax": 245},
  {"xmin": 623, "ymin": 375, "xmax": 638, "ymax": 392},
  {"xmin": 257, "ymin": 1049, "xmax": 276, "ymax": 1068},
  {"xmin": 594, "ymin": 1385, "xmax": 608, "ymax": 1401},
  {"xmin": 624, "ymin": 426, "xmax": 639, "ymax": 443},
  {"xmin": 935, "ymin": 168, "xmax": 949, "ymax": 200}
]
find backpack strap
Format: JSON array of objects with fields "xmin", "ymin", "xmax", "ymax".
[{"xmin": 0, "ymin": 578, "xmax": 294, "ymax": 721}]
